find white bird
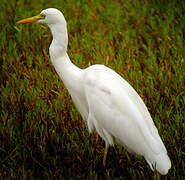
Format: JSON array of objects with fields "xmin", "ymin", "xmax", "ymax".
[{"xmin": 17, "ymin": 8, "xmax": 171, "ymax": 175}]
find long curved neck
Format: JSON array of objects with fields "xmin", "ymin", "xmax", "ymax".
[
  {"xmin": 49, "ymin": 23, "xmax": 68, "ymax": 55},
  {"xmin": 48, "ymin": 23, "xmax": 82, "ymax": 91}
]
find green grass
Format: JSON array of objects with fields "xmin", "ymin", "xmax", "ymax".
[{"xmin": 0, "ymin": 0, "xmax": 184, "ymax": 179}]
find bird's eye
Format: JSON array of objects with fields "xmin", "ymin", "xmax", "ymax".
[{"xmin": 40, "ymin": 14, "xmax": 46, "ymax": 19}]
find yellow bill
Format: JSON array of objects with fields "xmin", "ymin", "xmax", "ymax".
[{"xmin": 16, "ymin": 14, "xmax": 44, "ymax": 24}]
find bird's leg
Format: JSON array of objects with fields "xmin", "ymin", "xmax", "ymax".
[
  {"xmin": 103, "ymin": 143, "xmax": 109, "ymax": 167},
  {"xmin": 154, "ymin": 169, "xmax": 160, "ymax": 180},
  {"xmin": 95, "ymin": 133, "xmax": 99, "ymax": 144}
]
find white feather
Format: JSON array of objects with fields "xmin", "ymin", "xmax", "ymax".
[
  {"xmin": 20, "ymin": 8, "xmax": 171, "ymax": 175},
  {"xmin": 83, "ymin": 65, "xmax": 171, "ymax": 174}
]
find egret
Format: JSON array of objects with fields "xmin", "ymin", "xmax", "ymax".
[{"xmin": 17, "ymin": 8, "xmax": 171, "ymax": 175}]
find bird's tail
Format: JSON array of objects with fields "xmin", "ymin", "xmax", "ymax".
[{"xmin": 145, "ymin": 152, "xmax": 171, "ymax": 175}]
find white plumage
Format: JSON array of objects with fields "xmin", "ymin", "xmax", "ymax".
[{"xmin": 17, "ymin": 8, "xmax": 171, "ymax": 175}]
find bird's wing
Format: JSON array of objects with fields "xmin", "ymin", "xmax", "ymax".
[{"xmin": 83, "ymin": 65, "xmax": 166, "ymax": 155}]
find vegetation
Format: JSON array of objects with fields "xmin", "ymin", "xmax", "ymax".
[{"xmin": 0, "ymin": 0, "xmax": 184, "ymax": 179}]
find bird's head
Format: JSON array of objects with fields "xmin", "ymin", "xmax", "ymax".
[
  {"xmin": 16, "ymin": 8, "xmax": 66, "ymax": 27},
  {"xmin": 17, "ymin": 8, "xmax": 69, "ymax": 54}
]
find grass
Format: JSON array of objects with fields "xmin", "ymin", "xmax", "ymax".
[{"xmin": 0, "ymin": 0, "xmax": 184, "ymax": 179}]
